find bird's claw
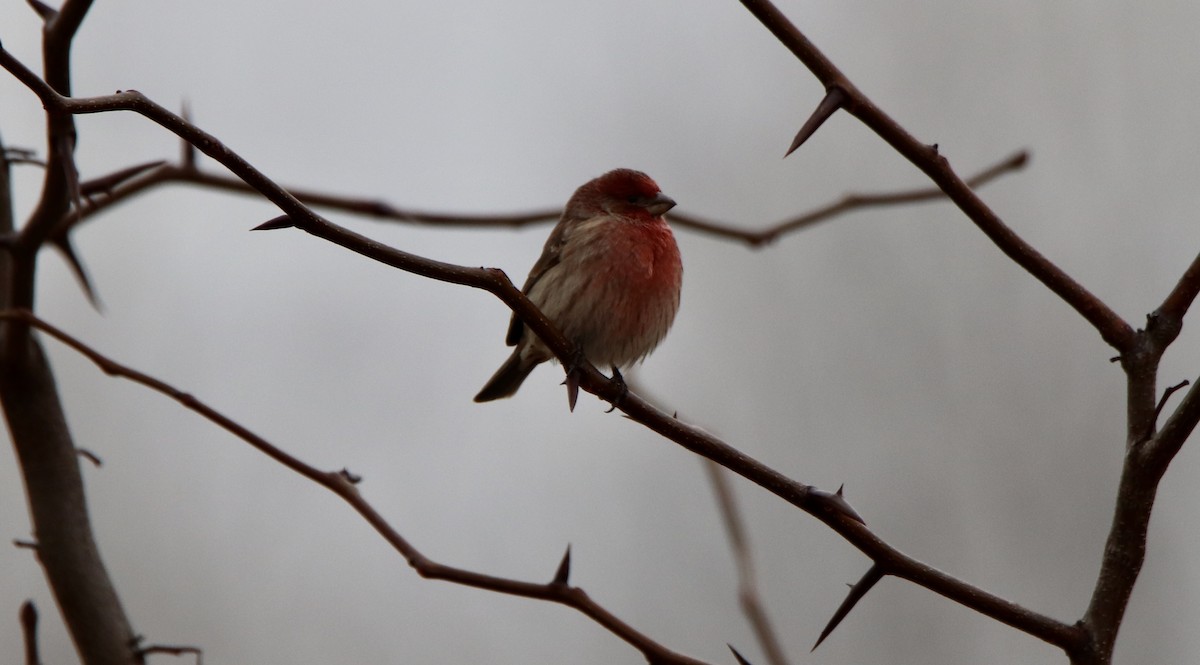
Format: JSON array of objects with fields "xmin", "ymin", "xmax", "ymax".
[{"xmin": 604, "ymin": 367, "xmax": 628, "ymax": 413}]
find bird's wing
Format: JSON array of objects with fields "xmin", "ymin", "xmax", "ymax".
[{"xmin": 505, "ymin": 218, "xmax": 572, "ymax": 346}]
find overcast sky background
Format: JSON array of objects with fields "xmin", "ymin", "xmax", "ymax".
[{"xmin": 2, "ymin": 1, "xmax": 1199, "ymax": 664}]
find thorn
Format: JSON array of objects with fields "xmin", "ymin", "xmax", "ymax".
[
  {"xmin": 76, "ymin": 448, "xmax": 103, "ymax": 467},
  {"xmin": 338, "ymin": 468, "xmax": 362, "ymax": 485},
  {"xmin": 79, "ymin": 160, "xmax": 166, "ymax": 196},
  {"xmin": 811, "ymin": 485, "xmax": 864, "ymax": 525},
  {"xmin": 785, "ymin": 86, "xmax": 846, "ymax": 157},
  {"xmin": 1109, "ymin": 355, "xmax": 1122, "ymax": 363},
  {"xmin": 562, "ymin": 349, "xmax": 586, "ymax": 412},
  {"xmin": 604, "ymin": 366, "xmax": 627, "ymax": 413},
  {"xmin": 929, "ymin": 143, "xmax": 940, "ymax": 155},
  {"xmin": 813, "ymin": 563, "xmax": 885, "ymax": 651},
  {"xmin": 51, "ymin": 234, "xmax": 101, "ymax": 309},
  {"xmin": 13, "ymin": 539, "xmax": 37, "ymax": 550},
  {"xmin": 25, "ymin": 0, "xmax": 54, "ymax": 20},
  {"xmin": 552, "ymin": 545, "xmax": 572, "ymax": 585},
  {"xmin": 252, "ymin": 215, "xmax": 295, "ymax": 231},
  {"xmin": 727, "ymin": 644, "xmax": 754, "ymax": 665}
]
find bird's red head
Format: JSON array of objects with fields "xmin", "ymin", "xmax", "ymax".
[{"xmin": 568, "ymin": 169, "xmax": 676, "ymax": 219}]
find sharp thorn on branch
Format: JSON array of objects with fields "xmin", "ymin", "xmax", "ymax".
[
  {"xmin": 785, "ymin": 86, "xmax": 846, "ymax": 157},
  {"xmin": 51, "ymin": 234, "xmax": 101, "ymax": 310},
  {"xmin": 813, "ymin": 563, "xmax": 886, "ymax": 651},
  {"xmin": 25, "ymin": 0, "xmax": 54, "ymax": 20},
  {"xmin": 727, "ymin": 644, "xmax": 754, "ymax": 665},
  {"xmin": 811, "ymin": 485, "xmax": 865, "ymax": 525},
  {"xmin": 551, "ymin": 545, "xmax": 572, "ymax": 585},
  {"xmin": 252, "ymin": 215, "xmax": 296, "ymax": 231},
  {"xmin": 80, "ymin": 160, "xmax": 166, "ymax": 196}
]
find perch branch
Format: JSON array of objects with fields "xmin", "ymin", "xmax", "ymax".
[{"xmin": 0, "ymin": 48, "xmax": 1081, "ymax": 653}]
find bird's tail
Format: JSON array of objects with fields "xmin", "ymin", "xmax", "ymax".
[{"xmin": 474, "ymin": 350, "xmax": 536, "ymax": 402}]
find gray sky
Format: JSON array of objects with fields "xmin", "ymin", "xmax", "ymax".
[{"xmin": 2, "ymin": 1, "xmax": 1199, "ymax": 664}]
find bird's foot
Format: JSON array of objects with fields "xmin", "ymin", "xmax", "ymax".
[{"xmin": 604, "ymin": 366, "xmax": 628, "ymax": 413}]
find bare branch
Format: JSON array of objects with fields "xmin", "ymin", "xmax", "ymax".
[
  {"xmin": 1154, "ymin": 250, "xmax": 1200, "ymax": 331},
  {"xmin": 670, "ymin": 150, "xmax": 1029, "ymax": 246},
  {"xmin": 0, "ymin": 57, "xmax": 1082, "ymax": 651},
  {"xmin": 736, "ymin": 0, "xmax": 1135, "ymax": 353},
  {"xmin": 1, "ymin": 310, "xmax": 711, "ymax": 665},
  {"xmin": 55, "ymin": 145, "xmax": 1028, "ymax": 258},
  {"xmin": 705, "ymin": 462, "xmax": 789, "ymax": 665},
  {"xmin": 79, "ymin": 159, "xmax": 166, "ymax": 197}
]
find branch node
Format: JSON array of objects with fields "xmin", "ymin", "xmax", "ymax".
[{"xmin": 810, "ymin": 484, "xmax": 864, "ymax": 524}]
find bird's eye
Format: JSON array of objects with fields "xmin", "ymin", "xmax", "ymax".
[{"xmin": 626, "ymin": 195, "xmax": 640, "ymax": 204}]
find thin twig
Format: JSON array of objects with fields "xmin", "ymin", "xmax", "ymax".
[
  {"xmin": 136, "ymin": 644, "xmax": 202, "ymax": 665},
  {"xmin": 705, "ymin": 462, "xmax": 789, "ymax": 665},
  {"xmin": 60, "ymin": 147, "xmax": 1027, "ymax": 250}
]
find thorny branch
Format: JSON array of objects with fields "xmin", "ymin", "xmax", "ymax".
[
  {"xmin": 5, "ymin": 3, "xmax": 1200, "ymax": 664},
  {"xmin": 737, "ymin": 1, "xmax": 1200, "ymax": 663},
  {"xmin": 737, "ymin": 0, "xmax": 1135, "ymax": 354},
  {"xmin": 0, "ymin": 310, "xmax": 709, "ymax": 665},
  {"xmin": 0, "ymin": 41, "xmax": 1085, "ymax": 654},
  {"xmin": 52, "ymin": 143, "xmax": 1026, "ymax": 249}
]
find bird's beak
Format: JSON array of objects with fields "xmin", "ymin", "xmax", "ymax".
[{"xmin": 643, "ymin": 193, "xmax": 676, "ymax": 217}]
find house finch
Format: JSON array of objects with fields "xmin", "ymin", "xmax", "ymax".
[{"xmin": 474, "ymin": 168, "xmax": 682, "ymax": 409}]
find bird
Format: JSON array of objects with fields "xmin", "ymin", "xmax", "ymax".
[{"xmin": 474, "ymin": 168, "xmax": 682, "ymax": 410}]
